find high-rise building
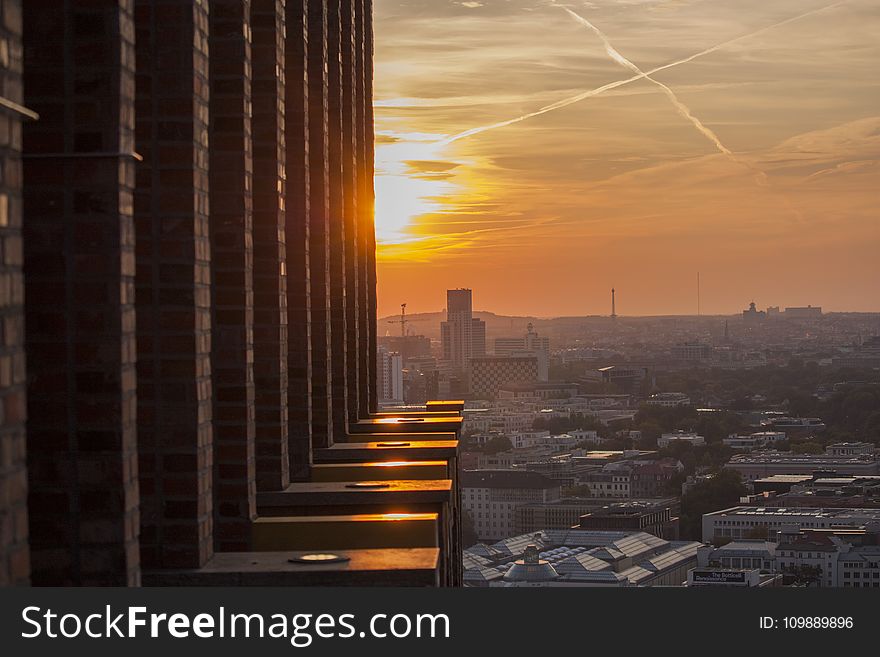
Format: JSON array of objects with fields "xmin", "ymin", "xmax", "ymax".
[
  {"xmin": 441, "ymin": 288, "xmax": 486, "ymax": 370},
  {"xmin": 378, "ymin": 347, "xmax": 404, "ymax": 403}
]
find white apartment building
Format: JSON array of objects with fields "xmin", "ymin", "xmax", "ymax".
[
  {"xmin": 723, "ymin": 431, "xmax": 786, "ymax": 450},
  {"xmin": 462, "ymin": 470, "xmax": 561, "ymax": 541},
  {"xmin": 658, "ymin": 431, "xmax": 705, "ymax": 449}
]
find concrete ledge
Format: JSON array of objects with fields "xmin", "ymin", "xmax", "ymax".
[
  {"xmin": 143, "ymin": 548, "xmax": 440, "ymax": 586},
  {"xmin": 313, "ymin": 440, "xmax": 458, "ymax": 463},
  {"xmin": 349, "ymin": 416, "xmax": 463, "ymax": 435},
  {"xmin": 309, "ymin": 461, "xmax": 449, "ymax": 482},
  {"xmin": 336, "ymin": 431, "xmax": 458, "ymax": 444},
  {"xmin": 252, "ymin": 513, "xmax": 440, "ymax": 551},
  {"xmin": 257, "ymin": 479, "xmax": 452, "ymax": 512}
]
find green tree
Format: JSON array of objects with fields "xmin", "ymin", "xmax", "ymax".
[
  {"xmin": 680, "ymin": 469, "xmax": 749, "ymax": 541},
  {"xmin": 483, "ymin": 435, "xmax": 512, "ymax": 455},
  {"xmin": 461, "ymin": 510, "xmax": 478, "ymax": 549}
]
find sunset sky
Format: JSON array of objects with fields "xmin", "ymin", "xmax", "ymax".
[{"xmin": 372, "ymin": 0, "xmax": 879, "ymax": 318}]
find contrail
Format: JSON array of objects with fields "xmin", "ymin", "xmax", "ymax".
[
  {"xmin": 561, "ymin": 5, "xmax": 753, "ymax": 178},
  {"xmin": 441, "ymin": 1, "xmax": 847, "ymax": 145}
]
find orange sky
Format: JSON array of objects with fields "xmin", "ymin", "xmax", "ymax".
[{"xmin": 372, "ymin": 0, "xmax": 880, "ymax": 318}]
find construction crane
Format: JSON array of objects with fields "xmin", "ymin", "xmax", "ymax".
[{"xmin": 386, "ymin": 303, "xmax": 426, "ymax": 337}]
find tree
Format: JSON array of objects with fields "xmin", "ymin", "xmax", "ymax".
[
  {"xmin": 483, "ymin": 435, "xmax": 512, "ymax": 455},
  {"xmin": 680, "ymin": 469, "xmax": 749, "ymax": 541},
  {"xmin": 461, "ymin": 510, "xmax": 478, "ymax": 549}
]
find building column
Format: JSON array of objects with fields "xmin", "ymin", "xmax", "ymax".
[
  {"xmin": 22, "ymin": 0, "xmax": 140, "ymax": 585},
  {"xmin": 354, "ymin": 0, "xmax": 375, "ymax": 416},
  {"xmin": 306, "ymin": 0, "xmax": 333, "ymax": 447},
  {"xmin": 0, "ymin": 0, "xmax": 29, "ymax": 587},
  {"xmin": 284, "ymin": 0, "xmax": 312, "ymax": 479},
  {"xmin": 208, "ymin": 0, "xmax": 257, "ymax": 552},
  {"xmin": 134, "ymin": 0, "xmax": 214, "ymax": 570},
  {"xmin": 339, "ymin": 0, "xmax": 360, "ymax": 422},
  {"xmin": 251, "ymin": 0, "xmax": 290, "ymax": 491},
  {"xmin": 326, "ymin": 0, "xmax": 349, "ymax": 437},
  {"xmin": 363, "ymin": 0, "xmax": 377, "ymax": 413}
]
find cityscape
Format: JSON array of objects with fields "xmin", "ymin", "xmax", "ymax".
[
  {"xmin": 0, "ymin": 0, "xmax": 875, "ymax": 623},
  {"xmin": 379, "ymin": 288, "xmax": 880, "ymax": 587}
]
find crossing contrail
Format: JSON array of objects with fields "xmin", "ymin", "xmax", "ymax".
[
  {"xmin": 561, "ymin": 6, "xmax": 734, "ymax": 156},
  {"xmin": 440, "ymin": 1, "xmax": 847, "ymax": 145}
]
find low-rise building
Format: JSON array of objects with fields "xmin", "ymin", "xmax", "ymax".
[
  {"xmin": 647, "ymin": 392, "xmax": 691, "ymax": 408},
  {"xmin": 725, "ymin": 446, "xmax": 880, "ymax": 481},
  {"xmin": 701, "ymin": 506, "xmax": 880, "ymax": 544},
  {"xmin": 464, "ymin": 529, "xmax": 701, "ymax": 587},
  {"xmin": 578, "ymin": 500, "xmax": 680, "ymax": 540},
  {"xmin": 658, "ymin": 431, "xmax": 706, "ymax": 449},
  {"xmin": 723, "ymin": 431, "xmax": 787, "ymax": 450}
]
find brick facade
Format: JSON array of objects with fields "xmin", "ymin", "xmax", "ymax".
[
  {"xmin": 0, "ymin": 0, "xmax": 450, "ymax": 589},
  {"xmin": 283, "ymin": 0, "xmax": 313, "ymax": 479},
  {"xmin": 251, "ymin": 0, "xmax": 290, "ymax": 493},
  {"xmin": 208, "ymin": 0, "xmax": 256, "ymax": 552},
  {"xmin": 306, "ymin": 0, "xmax": 333, "ymax": 447},
  {"xmin": 22, "ymin": 0, "xmax": 140, "ymax": 586},
  {"xmin": 326, "ymin": 0, "xmax": 349, "ymax": 439},
  {"xmin": 134, "ymin": 0, "xmax": 214, "ymax": 570},
  {"xmin": 0, "ymin": 0, "xmax": 28, "ymax": 587}
]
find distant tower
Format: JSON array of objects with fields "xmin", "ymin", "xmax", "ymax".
[
  {"xmin": 697, "ymin": 272, "xmax": 701, "ymax": 316},
  {"xmin": 724, "ymin": 320, "xmax": 730, "ymax": 342},
  {"xmin": 611, "ymin": 288, "xmax": 617, "ymax": 320}
]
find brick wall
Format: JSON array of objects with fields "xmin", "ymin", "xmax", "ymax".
[
  {"xmin": 306, "ymin": 0, "xmax": 333, "ymax": 447},
  {"xmin": 284, "ymin": 0, "xmax": 312, "ymax": 479},
  {"xmin": 251, "ymin": 0, "xmax": 290, "ymax": 493},
  {"xmin": 134, "ymin": 0, "xmax": 214, "ymax": 570},
  {"xmin": 326, "ymin": 0, "xmax": 349, "ymax": 439},
  {"xmin": 22, "ymin": 0, "xmax": 140, "ymax": 585},
  {"xmin": 340, "ymin": 0, "xmax": 360, "ymax": 422},
  {"xmin": 0, "ymin": 0, "xmax": 28, "ymax": 587},
  {"xmin": 208, "ymin": 0, "xmax": 257, "ymax": 552}
]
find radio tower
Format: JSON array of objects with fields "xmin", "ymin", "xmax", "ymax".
[{"xmin": 611, "ymin": 288, "xmax": 617, "ymax": 320}]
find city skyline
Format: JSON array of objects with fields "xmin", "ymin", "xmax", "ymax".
[{"xmin": 373, "ymin": 0, "xmax": 879, "ymax": 318}]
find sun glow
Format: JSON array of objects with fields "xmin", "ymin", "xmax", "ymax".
[{"xmin": 373, "ymin": 130, "xmax": 460, "ymax": 251}]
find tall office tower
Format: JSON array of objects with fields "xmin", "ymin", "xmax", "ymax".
[
  {"xmin": 1, "ymin": 0, "xmax": 461, "ymax": 588},
  {"xmin": 441, "ymin": 288, "xmax": 485, "ymax": 369},
  {"xmin": 377, "ymin": 347, "xmax": 404, "ymax": 403},
  {"xmin": 495, "ymin": 323, "xmax": 550, "ymax": 381}
]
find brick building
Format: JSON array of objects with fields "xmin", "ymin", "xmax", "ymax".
[
  {"xmin": 469, "ymin": 355, "xmax": 538, "ymax": 400},
  {"xmin": 0, "ymin": 0, "xmax": 461, "ymax": 588}
]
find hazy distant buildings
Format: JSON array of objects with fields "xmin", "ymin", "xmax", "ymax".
[
  {"xmin": 582, "ymin": 365, "xmax": 649, "ymax": 395},
  {"xmin": 377, "ymin": 334, "xmax": 431, "ymax": 362},
  {"xmin": 672, "ymin": 342, "xmax": 711, "ymax": 362},
  {"xmin": 742, "ymin": 302, "xmax": 766, "ymax": 323},
  {"xmin": 784, "ymin": 305, "xmax": 822, "ymax": 319},
  {"xmin": 495, "ymin": 323, "xmax": 551, "ymax": 381},
  {"xmin": 440, "ymin": 288, "xmax": 486, "ymax": 370},
  {"xmin": 742, "ymin": 301, "xmax": 822, "ymax": 323}
]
